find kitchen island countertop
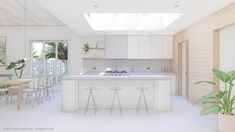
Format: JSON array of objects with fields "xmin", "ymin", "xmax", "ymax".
[{"xmin": 62, "ymin": 74, "xmax": 172, "ymax": 80}]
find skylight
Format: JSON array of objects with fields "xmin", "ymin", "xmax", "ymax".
[{"xmin": 83, "ymin": 13, "xmax": 182, "ymax": 30}]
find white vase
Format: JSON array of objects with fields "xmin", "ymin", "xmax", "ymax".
[{"xmin": 218, "ymin": 113, "xmax": 235, "ymax": 132}]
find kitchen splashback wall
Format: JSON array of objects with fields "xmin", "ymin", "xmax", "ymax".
[{"xmin": 83, "ymin": 59, "xmax": 171, "ymax": 72}]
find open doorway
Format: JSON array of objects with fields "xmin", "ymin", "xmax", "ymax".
[{"xmin": 178, "ymin": 40, "xmax": 189, "ymax": 99}]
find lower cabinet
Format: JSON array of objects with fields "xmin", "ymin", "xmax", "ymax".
[
  {"xmin": 62, "ymin": 80, "xmax": 77, "ymax": 112},
  {"xmin": 61, "ymin": 79, "xmax": 171, "ymax": 112},
  {"xmin": 155, "ymin": 80, "xmax": 171, "ymax": 112}
]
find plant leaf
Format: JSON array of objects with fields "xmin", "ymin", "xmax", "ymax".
[
  {"xmin": 202, "ymin": 99, "xmax": 221, "ymax": 104},
  {"xmin": 201, "ymin": 105, "xmax": 222, "ymax": 115},
  {"xmin": 193, "ymin": 92, "xmax": 219, "ymax": 105},
  {"xmin": 213, "ymin": 69, "xmax": 230, "ymax": 83},
  {"xmin": 6, "ymin": 62, "xmax": 16, "ymax": 70},
  {"xmin": 216, "ymin": 91, "xmax": 227, "ymax": 99},
  {"xmin": 195, "ymin": 80, "xmax": 221, "ymax": 92},
  {"xmin": 195, "ymin": 81, "xmax": 217, "ymax": 85},
  {"xmin": 228, "ymin": 70, "xmax": 235, "ymax": 80}
]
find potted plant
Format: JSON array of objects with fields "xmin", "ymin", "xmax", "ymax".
[
  {"xmin": 6, "ymin": 59, "xmax": 26, "ymax": 79},
  {"xmin": 195, "ymin": 69, "xmax": 235, "ymax": 132},
  {"xmin": 83, "ymin": 43, "xmax": 89, "ymax": 54}
]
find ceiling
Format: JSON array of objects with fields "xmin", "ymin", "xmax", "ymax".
[
  {"xmin": 1, "ymin": 0, "xmax": 235, "ymax": 35},
  {"xmin": 0, "ymin": 0, "xmax": 64, "ymax": 26},
  {"xmin": 34, "ymin": 0, "xmax": 235, "ymax": 35}
]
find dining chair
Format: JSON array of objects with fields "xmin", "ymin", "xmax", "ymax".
[
  {"xmin": 0, "ymin": 86, "xmax": 9, "ymax": 104},
  {"xmin": 22, "ymin": 78, "xmax": 44, "ymax": 108}
]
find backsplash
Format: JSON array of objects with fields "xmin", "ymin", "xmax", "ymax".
[{"xmin": 83, "ymin": 59, "xmax": 171, "ymax": 72}]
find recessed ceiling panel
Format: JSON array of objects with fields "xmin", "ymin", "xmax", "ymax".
[{"xmin": 83, "ymin": 13, "xmax": 182, "ymax": 30}]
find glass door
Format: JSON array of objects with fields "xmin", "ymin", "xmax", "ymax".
[{"xmin": 31, "ymin": 40, "xmax": 68, "ymax": 84}]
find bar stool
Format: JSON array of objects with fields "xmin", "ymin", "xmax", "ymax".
[
  {"xmin": 136, "ymin": 87, "xmax": 149, "ymax": 114},
  {"xmin": 84, "ymin": 87, "xmax": 97, "ymax": 115},
  {"xmin": 110, "ymin": 87, "xmax": 122, "ymax": 115}
]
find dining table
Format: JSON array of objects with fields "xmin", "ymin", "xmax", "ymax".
[{"xmin": 0, "ymin": 79, "xmax": 31, "ymax": 110}]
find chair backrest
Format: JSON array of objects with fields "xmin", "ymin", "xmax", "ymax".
[{"xmin": 29, "ymin": 77, "xmax": 46, "ymax": 89}]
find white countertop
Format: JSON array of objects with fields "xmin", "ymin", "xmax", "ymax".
[{"xmin": 63, "ymin": 72, "xmax": 175, "ymax": 80}]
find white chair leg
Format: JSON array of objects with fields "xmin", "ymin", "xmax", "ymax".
[
  {"xmin": 0, "ymin": 92, "xmax": 2, "ymax": 103},
  {"xmin": 25, "ymin": 93, "xmax": 29, "ymax": 104},
  {"xmin": 50, "ymin": 87, "xmax": 54, "ymax": 98}
]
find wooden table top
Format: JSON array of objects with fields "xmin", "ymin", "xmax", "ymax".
[{"xmin": 0, "ymin": 79, "xmax": 31, "ymax": 85}]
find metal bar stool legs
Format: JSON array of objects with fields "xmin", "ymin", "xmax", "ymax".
[
  {"xmin": 110, "ymin": 87, "xmax": 122, "ymax": 115},
  {"xmin": 84, "ymin": 88, "xmax": 97, "ymax": 115},
  {"xmin": 136, "ymin": 87, "xmax": 149, "ymax": 114}
]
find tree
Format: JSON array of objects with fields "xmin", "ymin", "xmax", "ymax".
[{"xmin": 44, "ymin": 42, "xmax": 68, "ymax": 60}]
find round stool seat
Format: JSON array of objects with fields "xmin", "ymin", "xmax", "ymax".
[{"xmin": 136, "ymin": 87, "xmax": 148, "ymax": 90}]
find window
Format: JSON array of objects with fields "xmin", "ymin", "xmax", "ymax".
[{"xmin": 31, "ymin": 40, "xmax": 68, "ymax": 84}]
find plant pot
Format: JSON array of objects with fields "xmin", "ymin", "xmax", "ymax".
[{"xmin": 218, "ymin": 113, "xmax": 235, "ymax": 132}]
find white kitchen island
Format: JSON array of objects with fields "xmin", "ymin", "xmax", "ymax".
[{"xmin": 62, "ymin": 74, "xmax": 173, "ymax": 113}]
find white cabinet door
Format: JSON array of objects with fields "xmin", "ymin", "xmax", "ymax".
[
  {"xmin": 128, "ymin": 36, "xmax": 139, "ymax": 59},
  {"xmin": 105, "ymin": 36, "xmax": 128, "ymax": 59},
  {"xmin": 150, "ymin": 35, "xmax": 162, "ymax": 59},
  {"xmin": 139, "ymin": 35, "xmax": 151, "ymax": 59},
  {"xmin": 156, "ymin": 79, "xmax": 171, "ymax": 112},
  {"xmin": 162, "ymin": 36, "xmax": 173, "ymax": 59},
  {"xmin": 62, "ymin": 80, "xmax": 77, "ymax": 112}
]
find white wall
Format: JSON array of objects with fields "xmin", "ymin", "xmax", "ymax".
[
  {"xmin": 0, "ymin": 26, "xmax": 90, "ymax": 77},
  {"xmin": 0, "ymin": 25, "xmax": 172, "ymax": 78},
  {"xmin": 220, "ymin": 24, "xmax": 235, "ymax": 95}
]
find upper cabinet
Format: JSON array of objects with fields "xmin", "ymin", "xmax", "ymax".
[
  {"xmin": 105, "ymin": 36, "xmax": 128, "ymax": 59},
  {"xmin": 127, "ymin": 35, "xmax": 173, "ymax": 59},
  {"xmin": 139, "ymin": 36, "xmax": 151, "ymax": 59},
  {"xmin": 128, "ymin": 35, "xmax": 151, "ymax": 59},
  {"xmin": 128, "ymin": 36, "xmax": 139, "ymax": 59},
  {"xmin": 150, "ymin": 35, "xmax": 162, "ymax": 59},
  {"xmin": 105, "ymin": 35, "xmax": 173, "ymax": 59},
  {"xmin": 162, "ymin": 36, "xmax": 173, "ymax": 59}
]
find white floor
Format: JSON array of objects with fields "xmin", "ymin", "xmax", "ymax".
[{"xmin": 0, "ymin": 92, "xmax": 218, "ymax": 132}]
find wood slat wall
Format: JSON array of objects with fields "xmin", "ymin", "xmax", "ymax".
[{"xmin": 172, "ymin": 3, "xmax": 235, "ymax": 101}]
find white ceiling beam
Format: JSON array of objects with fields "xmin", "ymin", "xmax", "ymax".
[
  {"xmin": 11, "ymin": 0, "xmax": 42, "ymax": 25},
  {"xmin": 0, "ymin": 6, "xmax": 22, "ymax": 25},
  {"xmin": 32, "ymin": 0, "xmax": 64, "ymax": 25}
]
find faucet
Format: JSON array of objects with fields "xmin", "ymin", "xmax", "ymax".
[{"xmin": 132, "ymin": 67, "xmax": 135, "ymax": 72}]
